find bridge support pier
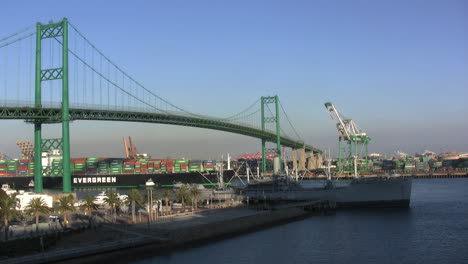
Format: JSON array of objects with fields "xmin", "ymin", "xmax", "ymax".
[
  {"xmin": 34, "ymin": 123, "xmax": 43, "ymax": 193},
  {"xmin": 315, "ymin": 153, "xmax": 323, "ymax": 169},
  {"xmin": 307, "ymin": 152, "xmax": 315, "ymax": 170},
  {"xmin": 299, "ymin": 147, "xmax": 306, "ymax": 171},
  {"xmin": 292, "ymin": 148, "xmax": 298, "ymax": 173}
]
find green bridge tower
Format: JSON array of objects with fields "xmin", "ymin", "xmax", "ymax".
[
  {"xmin": 261, "ymin": 96, "xmax": 281, "ymax": 173},
  {"xmin": 34, "ymin": 18, "xmax": 71, "ymax": 193}
]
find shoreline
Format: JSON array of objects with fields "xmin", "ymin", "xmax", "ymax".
[{"xmin": 1, "ymin": 204, "xmax": 327, "ymax": 264}]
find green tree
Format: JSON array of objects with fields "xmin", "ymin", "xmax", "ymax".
[
  {"xmin": 175, "ymin": 186, "xmax": 188, "ymax": 210},
  {"xmin": 162, "ymin": 189, "xmax": 172, "ymax": 215},
  {"xmin": 127, "ymin": 189, "xmax": 142, "ymax": 223},
  {"xmin": 0, "ymin": 190, "xmax": 18, "ymax": 240},
  {"xmin": 103, "ymin": 191, "xmax": 119, "ymax": 223},
  {"xmin": 56, "ymin": 194, "xmax": 75, "ymax": 228},
  {"xmin": 80, "ymin": 193, "xmax": 99, "ymax": 228},
  {"xmin": 24, "ymin": 197, "xmax": 50, "ymax": 233},
  {"xmin": 189, "ymin": 185, "xmax": 201, "ymax": 210}
]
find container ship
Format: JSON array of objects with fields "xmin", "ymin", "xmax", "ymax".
[
  {"xmin": 242, "ymin": 176, "xmax": 412, "ymax": 208},
  {"xmin": 0, "ymin": 158, "xmax": 235, "ymax": 189}
]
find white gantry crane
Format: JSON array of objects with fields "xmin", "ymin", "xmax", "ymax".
[{"xmin": 324, "ymin": 102, "xmax": 371, "ymax": 175}]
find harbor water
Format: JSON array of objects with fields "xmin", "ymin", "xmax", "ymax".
[{"xmin": 130, "ymin": 178, "xmax": 468, "ymax": 264}]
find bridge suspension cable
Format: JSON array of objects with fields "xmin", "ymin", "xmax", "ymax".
[
  {"xmin": 279, "ymin": 101, "xmax": 303, "ymax": 143},
  {"xmin": 0, "ymin": 20, "xmax": 312, "ymax": 149}
]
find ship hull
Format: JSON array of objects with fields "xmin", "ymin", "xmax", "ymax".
[
  {"xmin": 243, "ymin": 177, "xmax": 412, "ymax": 208},
  {"xmin": 334, "ymin": 177, "xmax": 412, "ymax": 208},
  {"xmin": 0, "ymin": 170, "xmax": 235, "ymax": 189}
]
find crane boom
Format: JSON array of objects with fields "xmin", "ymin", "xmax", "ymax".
[
  {"xmin": 129, "ymin": 136, "xmax": 137, "ymax": 158},
  {"xmin": 324, "ymin": 102, "xmax": 367, "ymax": 142},
  {"xmin": 123, "ymin": 137, "xmax": 130, "ymax": 159},
  {"xmin": 324, "ymin": 102, "xmax": 371, "ymax": 174}
]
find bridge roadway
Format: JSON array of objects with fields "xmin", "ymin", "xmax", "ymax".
[{"xmin": 0, "ymin": 106, "xmax": 322, "ymax": 153}]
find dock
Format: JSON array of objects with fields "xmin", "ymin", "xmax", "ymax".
[{"xmin": 0, "ymin": 202, "xmax": 333, "ymax": 264}]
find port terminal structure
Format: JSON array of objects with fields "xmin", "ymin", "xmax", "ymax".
[{"xmin": 0, "ymin": 18, "xmax": 322, "ymax": 193}]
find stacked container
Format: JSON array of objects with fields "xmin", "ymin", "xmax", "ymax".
[
  {"xmin": 7, "ymin": 160, "xmax": 18, "ymax": 176},
  {"xmin": 203, "ymin": 160, "xmax": 216, "ymax": 172},
  {"xmin": 86, "ymin": 157, "xmax": 99, "ymax": 174},
  {"xmin": 160, "ymin": 160, "xmax": 167, "ymax": 173},
  {"xmin": 150, "ymin": 159, "xmax": 162, "ymax": 173},
  {"xmin": 404, "ymin": 160, "xmax": 415, "ymax": 172},
  {"xmin": 0, "ymin": 160, "xmax": 7, "ymax": 176},
  {"xmin": 123, "ymin": 159, "xmax": 135, "ymax": 174},
  {"xmin": 28, "ymin": 161, "xmax": 35, "ymax": 176},
  {"xmin": 98, "ymin": 158, "xmax": 110, "ymax": 174},
  {"xmin": 415, "ymin": 161, "xmax": 429, "ymax": 171},
  {"xmin": 166, "ymin": 159, "xmax": 174, "ymax": 173},
  {"xmin": 110, "ymin": 159, "xmax": 123, "ymax": 174},
  {"xmin": 174, "ymin": 159, "xmax": 189, "ymax": 172},
  {"xmin": 71, "ymin": 158, "xmax": 87, "ymax": 174},
  {"xmin": 17, "ymin": 159, "xmax": 29, "ymax": 176},
  {"xmin": 189, "ymin": 160, "xmax": 203, "ymax": 172}
]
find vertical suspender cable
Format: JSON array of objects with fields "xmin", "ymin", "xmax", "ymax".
[
  {"xmin": 99, "ymin": 55, "xmax": 102, "ymax": 107},
  {"xmin": 83, "ymin": 40, "xmax": 86, "ymax": 107},
  {"xmin": 91, "ymin": 48, "xmax": 94, "ymax": 106},
  {"xmin": 4, "ymin": 45, "xmax": 7, "ymax": 104},
  {"xmin": 74, "ymin": 31, "xmax": 78, "ymax": 108},
  {"xmin": 29, "ymin": 33, "xmax": 33, "ymax": 104},
  {"xmin": 107, "ymin": 62, "xmax": 110, "ymax": 109},
  {"xmin": 17, "ymin": 40, "xmax": 21, "ymax": 105}
]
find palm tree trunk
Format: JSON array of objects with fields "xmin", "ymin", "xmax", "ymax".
[
  {"xmin": 132, "ymin": 200, "xmax": 136, "ymax": 223},
  {"xmin": 165, "ymin": 199, "xmax": 169, "ymax": 215},
  {"xmin": 88, "ymin": 210, "xmax": 92, "ymax": 228},
  {"xmin": 64, "ymin": 213, "xmax": 68, "ymax": 228},
  {"xmin": 35, "ymin": 215, "xmax": 39, "ymax": 233},
  {"xmin": 4, "ymin": 217, "xmax": 9, "ymax": 240}
]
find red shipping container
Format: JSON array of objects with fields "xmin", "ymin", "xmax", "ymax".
[
  {"xmin": 0, "ymin": 172, "xmax": 7, "ymax": 176},
  {"xmin": 18, "ymin": 165, "xmax": 28, "ymax": 170}
]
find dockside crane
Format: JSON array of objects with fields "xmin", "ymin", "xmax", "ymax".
[
  {"xmin": 123, "ymin": 136, "xmax": 148, "ymax": 159},
  {"xmin": 324, "ymin": 102, "xmax": 371, "ymax": 175}
]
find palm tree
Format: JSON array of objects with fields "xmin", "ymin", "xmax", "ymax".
[
  {"xmin": 189, "ymin": 185, "xmax": 201, "ymax": 210},
  {"xmin": 162, "ymin": 189, "xmax": 172, "ymax": 215},
  {"xmin": 79, "ymin": 193, "xmax": 98, "ymax": 228},
  {"xmin": 145, "ymin": 190, "xmax": 159, "ymax": 221},
  {"xmin": 127, "ymin": 189, "xmax": 142, "ymax": 223},
  {"xmin": 56, "ymin": 194, "xmax": 75, "ymax": 228},
  {"xmin": 175, "ymin": 186, "xmax": 188, "ymax": 210},
  {"xmin": 24, "ymin": 197, "xmax": 50, "ymax": 233},
  {"xmin": 103, "ymin": 191, "xmax": 119, "ymax": 223},
  {"xmin": 0, "ymin": 190, "xmax": 18, "ymax": 240}
]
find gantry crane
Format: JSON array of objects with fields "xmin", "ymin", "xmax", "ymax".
[
  {"xmin": 123, "ymin": 136, "xmax": 137, "ymax": 159},
  {"xmin": 122, "ymin": 136, "xmax": 148, "ymax": 159},
  {"xmin": 324, "ymin": 102, "xmax": 371, "ymax": 175}
]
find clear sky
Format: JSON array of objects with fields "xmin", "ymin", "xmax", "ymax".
[{"xmin": 0, "ymin": 0, "xmax": 467, "ymax": 159}]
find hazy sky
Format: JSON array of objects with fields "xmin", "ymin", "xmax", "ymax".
[{"xmin": 0, "ymin": 0, "xmax": 467, "ymax": 159}]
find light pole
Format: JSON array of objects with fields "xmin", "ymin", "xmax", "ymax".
[{"xmin": 145, "ymin": 179, "xmax": 155, "ymax": 223}]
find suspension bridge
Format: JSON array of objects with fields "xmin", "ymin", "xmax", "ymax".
[{"xmin": 0, "ymin": 18, "xmax": 322, "ymax": 194}]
